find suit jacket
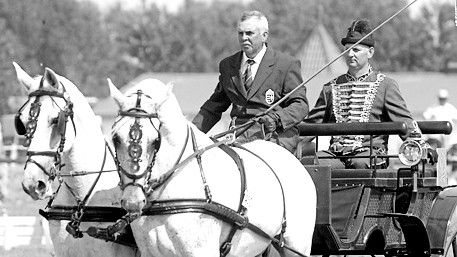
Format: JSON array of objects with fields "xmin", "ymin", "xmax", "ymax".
[
  {"xmin": 305, "ymin": 71, "xmax": 417, "ymax": 152},
  {"xmin": 192, "ymin": 47, "xmax": 308, "ymax": 152}
]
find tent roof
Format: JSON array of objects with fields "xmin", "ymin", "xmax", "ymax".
[
  {"xmin": 296, "ymin": 24, "xmax": 348, "ymax": 81},
  {"xmin": 93, "ymin": 72, "xmax": 219, "ymax": 117}
]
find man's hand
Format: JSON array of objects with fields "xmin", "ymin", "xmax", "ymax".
[
  {"xmin": 425, "ymin": 143, "xmax": 438, "ymax": 165},
  {"xmin": 258, "ymin": 113, "xmax": 279, "ymax": 133}
]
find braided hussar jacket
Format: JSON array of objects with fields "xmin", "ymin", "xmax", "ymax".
[{"xmin": 305, "ymin": 70, "xmax": 416, "ymax": 153}]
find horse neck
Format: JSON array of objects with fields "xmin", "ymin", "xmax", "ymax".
[
  {"xmin": 58, "ymin": 97, "xmax": 118, "ymax": 201},
  {"xmin": 154, "ymin": 97, "xmax": 191, "ymax": 172}
]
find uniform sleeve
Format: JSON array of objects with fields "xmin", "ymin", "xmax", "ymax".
[
  {"xmin": 384, "ymin": 79, "xmax": 418, "ymax": 139},
  {"xmin": 273, "ymin": 59, "xmax": 308, "ymax": 130},
  {"xmin": 192, "ymin": 73, "xmax": 231, "ymax": 133},
  {"xmin": 304, "ymin": 87, "xmax": 329, "ymax": 124},
  {"xmin": 423, "ymin": 107, "xmax": 434, "ymax": 120}
]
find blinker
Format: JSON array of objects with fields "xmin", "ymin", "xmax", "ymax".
[{"xmin": 15, "ymin": 114, "xmax": 26, "ymax": 135}]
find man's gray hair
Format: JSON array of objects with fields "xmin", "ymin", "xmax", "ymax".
[{"xmin": 239, "ymin": 11, "xmax": 269, "ymax": 32}]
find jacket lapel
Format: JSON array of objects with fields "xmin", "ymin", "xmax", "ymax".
[
  {"xmin": 229, "ymin": 52, "xmax": 248, "ymax": 98},
  {"xmin": 246, "ymin": 48, "xmax": 275, "ymax": 100}
]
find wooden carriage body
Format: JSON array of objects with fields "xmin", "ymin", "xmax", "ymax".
[{"xmin": 300, "ymin": 121, "xmax": 456, "ymax": 257}]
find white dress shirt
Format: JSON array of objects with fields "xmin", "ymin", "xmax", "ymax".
[{"xmin": 240, "ymin": 44, "xmax": 267, "ymax": 80}]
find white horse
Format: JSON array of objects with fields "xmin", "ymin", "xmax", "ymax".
[
  {"xmin": 108, "ymin": 78, "xmax": 316, "ymax": 257},
  {"xmin": 13, "ymin": 62, "xmax": 139, "ymax": 257}
]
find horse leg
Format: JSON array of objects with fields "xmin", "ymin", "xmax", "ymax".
[
  {"xmin": 129, "ymin": 215, "xmax": 221, "ymax": 257},
  {"xmin": 172, "ymin": 215, "xmax": 222, "ymax": 257}
]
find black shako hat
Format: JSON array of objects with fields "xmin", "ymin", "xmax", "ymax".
[{"xmin": 341, "ymin": 19, "xmax": 374, "ymax": 47}]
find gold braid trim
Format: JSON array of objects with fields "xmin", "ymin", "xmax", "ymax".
[{"xmin": 331, "ymin": 73, "xmax": 385, "ymax": 149}]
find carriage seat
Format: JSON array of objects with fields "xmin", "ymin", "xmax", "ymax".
[
  {"xmin": 331, "ymin": 169, "xmax": 375, "ymax": 178},
  {"xmin": 295, "ymin": 140, "xmax": 317, "ymax": 165}
]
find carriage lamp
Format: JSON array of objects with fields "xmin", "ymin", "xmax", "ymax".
[{"xmin": 398, "ymin": 138, "xmax": 425, "ymax": 166}]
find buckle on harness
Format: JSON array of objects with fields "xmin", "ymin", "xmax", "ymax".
[
  {"xmin": 66, "ymin": 218, "xmax": 84, "ymax": 238},
  {"xmin": 234, "ymin": 215, "xmax": 249, "ymax": 229},
  {"xmin": 220, "ymin": 241, "xmax": 232, "ymax": 256}
]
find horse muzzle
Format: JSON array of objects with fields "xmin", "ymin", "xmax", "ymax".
[
  {"xmin": 120, "ymin": 186, "xmax": 146, "ymax": 213},
  {"xmin": 22, "ymin": 178, "xmax": 50, "ymax": 200}
]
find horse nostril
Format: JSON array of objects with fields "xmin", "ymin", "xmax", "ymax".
[
  {"xmin": 37, "ymin": 180, "xmax": 46, "ymax": 192},
  {"xmin": 121, "ymin": 199, "xmax": 125, "ymax": 207},
  {"xmin": 22, "ymin": 183, "xmax": 30, "ymax": 194}
]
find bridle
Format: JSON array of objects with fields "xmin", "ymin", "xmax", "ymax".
[
  {"xmin": 15, "ymin": 78, "xmax": 76, "ymax": 180},
  {"xmin": 113, "ymin": 90, "xmax": 161, "ymax": 194}
]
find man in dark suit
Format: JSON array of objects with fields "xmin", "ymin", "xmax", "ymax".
[
  {"xmin": 304, "ymin": 18, "xmax": 421, "ymax": 168},
  {"xmin": 192, "ymin": 10, "xmax": 308, "ymax": 153}
]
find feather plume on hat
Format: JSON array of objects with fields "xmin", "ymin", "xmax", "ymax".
[{"xmin": 341, "ymin": 19, "xmax": 375, "ymax": 47}]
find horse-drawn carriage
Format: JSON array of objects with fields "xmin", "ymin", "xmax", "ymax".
[
  {"xmin": 298, "ymin": 121, "xmax": 456, "ymax": 257},
  {"xmin": 12, "ymin": 62, "xmax": 457, "ymax": 257}
]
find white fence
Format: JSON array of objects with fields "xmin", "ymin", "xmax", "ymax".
[{"xmin": 0, "ymin": 215, "xmax": 52, "ymax": 250}]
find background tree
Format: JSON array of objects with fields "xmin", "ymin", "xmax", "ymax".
[{"xmin": 0, "ymin": 0, "xmax": 455, "ymax": 117}]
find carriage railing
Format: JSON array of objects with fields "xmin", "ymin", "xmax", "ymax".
[{"xmin": 297, "ymin": 121, "xmax": 452, "ymax": 170}]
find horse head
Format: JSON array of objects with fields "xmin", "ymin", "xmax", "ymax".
[
  {"xmin": 14, "ymin": 62, "xmax": 77, "ymax": 200},
  {"xmin": 108, "ymin": 78, "xmax": 172, "ymax": 214}
]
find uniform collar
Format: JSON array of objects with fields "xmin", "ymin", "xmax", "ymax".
[
  {"xmin": 345, "ymin": 64, "xmax": 373, "ymax": 82},
  {"xmin": 241, "ymin": 44, "xmax": 267, "ymax": 65}
]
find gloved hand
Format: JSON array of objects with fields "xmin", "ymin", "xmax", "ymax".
[
  {"xmin": 426, "ymin": 147, "xmax": 438, "ymax": 165},
  {"xmin": 257, "ymin": 113, "xmax": 279, "ymax": 133}
]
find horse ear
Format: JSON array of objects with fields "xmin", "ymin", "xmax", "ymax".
[
  {"xmin": 43, "ymin": 67, "xmax": 63, "ymax": 92},
  {"xmin": 13, "ymin": 62, "xmax": 34, "ymax": 92},
  {"xmin": 108, "ymin": 78, "xmax": 127, "ymax": 109}
]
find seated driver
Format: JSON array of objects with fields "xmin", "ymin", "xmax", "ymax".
[{"xmin": 303, "ymin": 18, "xmax": 420, "ymax": 169}]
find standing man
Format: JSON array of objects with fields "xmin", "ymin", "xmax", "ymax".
[
  {"xmin": 192, "ymin": 11, "xmax": 308, "ymax": 153},
  {"xmin": 304, "ymin": 18, "xmax": 420, "ymax": 169},
  {"xmin": 423, "ymin": 89, "xmax": 457, "ymax": 150}
]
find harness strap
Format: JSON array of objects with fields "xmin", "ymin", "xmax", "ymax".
[
  {"xmin": 148, "ymin": 128, "xmax": 231, "ymax": 190},
  {"xmin": 39, "ymin": 205, "xmax": 127, "ymax": 222},
  {"xmin": 141, "ymin": 199, "xmax": 306, "ymax": 257},
  {"xmin": 64, "ymin": 142, "xmax": 109, "ymax": 238},
  {"xmin": 216, "ymin": 143, "xmax": 247, "ymax": 257},
  {"xmin": 190, "ymin": 128, "xmax": 212, "ymax": 202},
  {"xmin": 232, "ymin": 143, "xmax": 288, "ymax": 248}
]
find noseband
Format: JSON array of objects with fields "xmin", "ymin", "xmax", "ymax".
[
  {"xmin": 113, "ymin": 90, "xmax": 161, "ymax": 193},
  {"xmin": 15, "ymin": 78, "xmax": 75, "ymax": 180}
]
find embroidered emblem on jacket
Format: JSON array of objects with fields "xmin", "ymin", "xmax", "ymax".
[{"xmin": 265, "ymin": 89, "xmax": 275, "ymax": 104}]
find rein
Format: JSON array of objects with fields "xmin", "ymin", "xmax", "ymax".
[
  {"xmin": 41, "ymin": 140, "xmax": 118, "ymax": 239},
  {"xmin": 148, "ymin": 128, "xmax": 233, "ymax": 191},
  {"xmin": 63, "ymin": 140, "xmax": 112, "ymax": 238}
]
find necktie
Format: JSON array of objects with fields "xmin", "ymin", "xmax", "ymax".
[{"xmin": 243, "ymin": 59, "xmax": 255, "ymax": 90}]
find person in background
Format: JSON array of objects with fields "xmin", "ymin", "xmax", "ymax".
[
  {"xmin": 303, "ymin": 18, "xmax": 421, "ymax": 169},
  {"xmin": 192, "ymin": 10, "xmax": 308, "ymax": 153},
  {"xmin": 423, "ymin": 89, "xmax": 457, "ymax": 150}
]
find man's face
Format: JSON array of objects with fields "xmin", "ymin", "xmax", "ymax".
[
  {"xmin": 344, "ymin": 44, "xmax": 374, "ymax": 71},
  {"xmin": 439, "ymin": 97, "xmax": 447, "ymax": 105},
  {"xmin": 237, "ymin": 18, "xmax": 268, "ymax": 58}
]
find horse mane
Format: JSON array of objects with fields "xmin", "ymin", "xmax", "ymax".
[{"xmin": 57, "ymin": 75, "xmax": 97, "ymax": 117}]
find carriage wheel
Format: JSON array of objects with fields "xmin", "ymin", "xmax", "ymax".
[
  {"xmin": 444, "ymin": 231, "xmax": 457, "ymax": 257},
  {"xmin": 443, "ymin": 205, "xmax": 457, "ymax": 257}
]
